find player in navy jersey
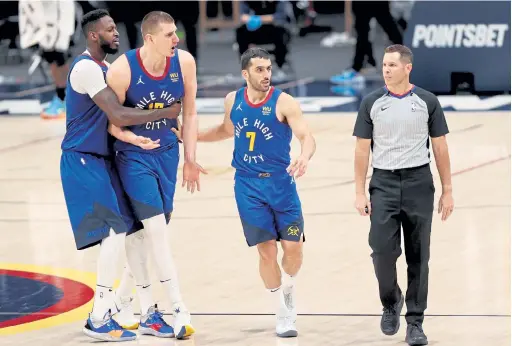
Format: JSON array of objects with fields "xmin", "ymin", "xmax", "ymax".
[
  {"xmin": 60, "ymin": 9, "xmax": 183, "ymax": 342},
  {"xmin": 195, "ymin": 47, "xmax": 316, "ymax": 337},
  {"xmin": 104, "ymin": 11, "xmax": 204, "ymax": 340}
]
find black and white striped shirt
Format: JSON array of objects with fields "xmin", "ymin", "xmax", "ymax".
[{"xmin": 353, "ymin": 86, "xmax": 449, "ymax": 170}]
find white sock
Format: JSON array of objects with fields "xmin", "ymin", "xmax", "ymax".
[
  {"xmin": 91, "ymin": 229, "xmax": 125, "ymax": 321},
  {"xmin": 162, "ymin": 280, "xmax": 184, "ymax": 309},
  {"xmin": 282, "ymin": 274, "xmax": 295, "ymax": 294},
  {"xmin": 124, "ymin": 232, "xmax": 154, "ymax": 315},
  {"xmin": 142, "ymin": 214, "xmax": 186, "ymax": 310},
  {"xmin": 92, "ymin": 285, "xmax": 115, "ymax": 322},
  {"xmin": 115, "ymin": 265, "xmax": 134, "ymax": 304},
  {"xmin": 137, "ymin": 285, "xmax": 154, "ymax": 316},
  {"xmin": 267, "ymin": 286, "xmax": 282, "ymax": 308}
]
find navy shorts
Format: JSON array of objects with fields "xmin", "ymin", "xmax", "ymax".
[
  {"xmin": 60, "ymin": 151, "xmax": 140, "ymax": 250},
  {"xmin": 115, "ymin": 145, "xmax": 179, "ymax": 223},
  {"xmin": 234, "ymin": 171, "xmax": 305, "ymax": 247}
]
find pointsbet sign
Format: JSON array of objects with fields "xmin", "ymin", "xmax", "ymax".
[
  {"xmin": 412, "ymin": 24, "xmax": 509, "ymax": 49},
  {"xmin": 404, "ymin": 1, "xmax": 510, "ymax": 93}
]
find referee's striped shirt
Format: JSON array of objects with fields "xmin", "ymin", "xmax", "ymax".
[{"xmin": 353, "ymin": 85, "xmax": 449, "ymax": 170}]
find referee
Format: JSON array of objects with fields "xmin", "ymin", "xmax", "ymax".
[{"xmin": 352, "ymin": 44, "xmax": 454, "ymax": 346}]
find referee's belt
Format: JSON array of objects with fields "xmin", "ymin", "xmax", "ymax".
[{"xmin": 374, "ymin": 163, "xmax": 430, "ymax": 173}]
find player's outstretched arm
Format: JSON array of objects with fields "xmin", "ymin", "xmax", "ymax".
[
  {"xmin": 197, "ymin": 91, "xmax": 236, "ymax": 142},
  {"xmin": 95, "ymin": 55, "xmax": 182, "ymax": 127},
  {"xmin": 279, "ymin": 93, "xmax": 316, "ymax": 178}
]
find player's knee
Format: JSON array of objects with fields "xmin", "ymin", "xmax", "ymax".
[
  {"xmin": 257, "ymin": 240, "xmax": 278, "ymax": 262},
  {"xmin": 281, "ymin": 240, "xmax": 303, "ymax": 263}
]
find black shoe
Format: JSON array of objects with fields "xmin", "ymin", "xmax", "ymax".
[
  {"xmin": 380, "ymin": 294, "xmax": 404, "ymax": 335},
  {"xmin": 405, "ymin": 323, "xmax": 428, "ymax": 345}
]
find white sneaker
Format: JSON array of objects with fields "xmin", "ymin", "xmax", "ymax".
[
  {"xmin": 276, "ymin": 288, "xmax": 298, "ymax": 338},
  {"xmin": 172, "ymin": 303, "xmax": 195, "ymax": 339},
  {"xmin": 113, "ymin": 297, "xmax": 139, "ymax": 330}
]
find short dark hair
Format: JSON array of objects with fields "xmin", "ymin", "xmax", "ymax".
[
  {"xmin": 81, "ymin": 9, "xmax": 110, "ymax": 37},
  {"xmin": 241, "ymin": 47, "xmax": 271, "ymax": 70},
  {"xmin": 141, "ymin": 11, "xmax": 175, "ymax": 36},
  {"xmin": 384, "ymin": 44, "xmax": 413, "ymax": 64}
]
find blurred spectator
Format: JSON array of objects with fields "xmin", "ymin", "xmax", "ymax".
[
  {"xmin": 236, "ymin": 1, "xmax": 291, "ymax": 81},
  {"xmin": 19, "ymin": 0, "xmax": 76, "ymax": 119},
  {"xmin": 390, "ymin": 0, "xmax": 415, "ymax": 32},
  {"xmin": 330, "ymin": 1, "xmax": 403, "ymax": 85},
  {"xmin": 144, "ymin": 2, "xmax": 199, "ymax": 61},
  {"xmin": 207, "ymin": 0, "xmax": 233, "ymax": 24},
  {"xmin": 320, "ymin": 0, "xmax": 356, "ymax": 48},
  {"xmin": 105, "ymin": 1, "xmax": 141, "ymax": 50}
]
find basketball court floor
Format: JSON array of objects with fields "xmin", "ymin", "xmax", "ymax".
[{"xmin": 0, "ymin": 110, "xmax": 510, "ymax": 345}]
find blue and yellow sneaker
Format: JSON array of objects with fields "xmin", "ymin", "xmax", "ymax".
[
  {"xmin": 83, "ymin": 309, "xmax": 137, "ymax": 342},
  {"xmin": 41, "ymin": 95, "xmax": 66, "ymax": 120},
  {"xmin": 138, "ymin": 304, "xmax": 175, "ymax": 338},
  {"xmin": 172, "ymin": 304, "xmax": 195, "ymax": 339}
]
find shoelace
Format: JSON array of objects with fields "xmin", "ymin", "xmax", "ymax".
[
  {"xmin": 148, "ymin": 309, "xmax": 170, "ymax": 326},
  {"xmin": 409, "ymin": 324, "xmax": 423, "ymax": 334},
  {"xmin": 382, "ymin": 306, "xmax": 397, "ymax": 322}
]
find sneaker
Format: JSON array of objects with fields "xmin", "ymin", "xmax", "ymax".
[
  {"xmin": 381, "ymin": 294, "xmax": 404, "ymax": 336},
  {"xmin": 82, "ymin": 309, "xmax": 137, "ymax": 342},
  {"xmin": 276, "ymin": 288, "xmax": 298, "ymax": 338},
  {"xmin": 172, "ymin": 303, "xmax": 195, "ymax": 339},
  {"xmin": 41, "ymin": 95, "xmax": 65, "ymax": 120},
  {"xmin": 329, "ymin": 69, "xmax": 366, "ymax": 85},
  {"xmin": 139, "ymin": 304, "xmax": 175, "ymax": 338},
  {"xmin": 113, "ymin": 296, "xmax": 139, "ymax": 330},
  {"xmin": 405, "ymin": 323, "xmax": 428, "ymax": 345},
  {"xmin": 320, "ymin": 31, "xmax": 356, "ymax": 47}
]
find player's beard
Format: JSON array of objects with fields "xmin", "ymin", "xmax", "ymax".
[
  {"xmin": 249, "ymin": 75, "xmax": 269, "ymax": 92},
  {"xmin": 99, "ymin": 37, "xmax": 118, "ymax": 55}
]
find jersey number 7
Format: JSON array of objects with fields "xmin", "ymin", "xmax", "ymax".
[{"xmin": 246, "ymin": 132, "xmax": 256, "ymax": 151}]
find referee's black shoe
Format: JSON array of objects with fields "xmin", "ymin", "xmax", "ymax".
[
  {"xmin": 381, "ymin": 294, "xmax": 404, "ymax": 335},
  {"xmin": 405, "ymin": 323, "xmax": 428, "ymax": 345}
]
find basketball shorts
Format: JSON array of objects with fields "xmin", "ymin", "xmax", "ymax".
[
  {"xmin": 234, "ymin": 171, "xmax": 305, "ymax": 247},
  {"xmin": 60, "ymin": 151, "xmax": 141, "ymax": 250},
  {"xmin": 115, "ymin": 145, "xmax": 179, "ymax": 224}
]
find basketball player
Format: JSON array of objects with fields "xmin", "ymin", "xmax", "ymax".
[
  {"xmin": 197, "ymin": 47, "xmax": 316, "ymax": 337},
  {"xmin": 60, "ymin": 9, "xmax": 182, "ymax": 341},
  {"xmin": 105, "ymin": 11, "xmax": 204, "ymax": 339}
]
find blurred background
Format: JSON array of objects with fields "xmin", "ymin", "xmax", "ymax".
[{"xmin": 0, "ymin": 0, "xmax": 510, "ymax": 118}]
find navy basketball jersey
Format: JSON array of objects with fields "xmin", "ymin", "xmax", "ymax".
[
  {"xmin": 114, "ymin": 48, "xmax": 184, "ymax": 153},
  {"xmin": 230, "ymin": 86, "xmax": 292, "ymax": 175},
  {"xmin": 61, "ymin": 54, "xmax": 110, "ymax": 156}
]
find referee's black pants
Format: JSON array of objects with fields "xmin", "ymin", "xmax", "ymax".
[{"xmin": 368, "ymin": 163, "xmax": 434, "ymax": 325}]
